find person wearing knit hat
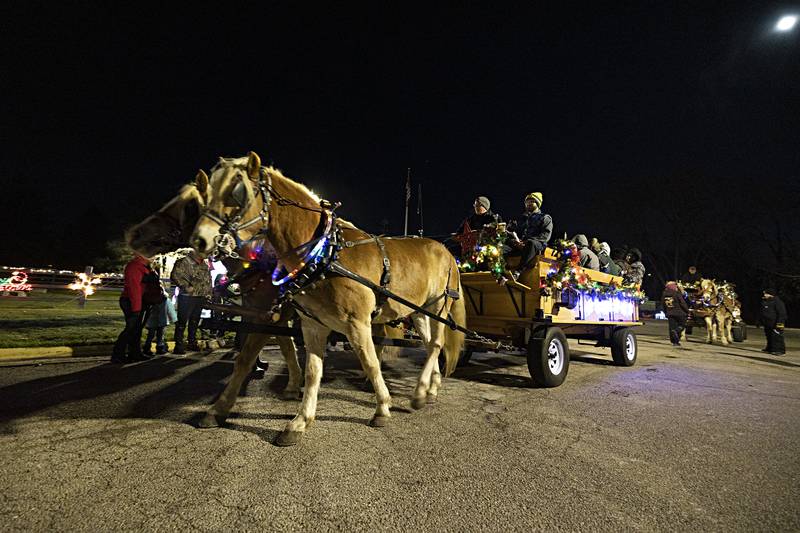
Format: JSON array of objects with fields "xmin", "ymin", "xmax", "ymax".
[
  {"xmin": 503, "ymin": 191, "xmax": 553, "ymax": 280},
  {"xmin": 446, "ymin": 195, "xmax": 502, "ymax": 258},
  {"xmin": 524, "ymin": 191, "xmax": 543, "ymax": 209},
  {"xmin": 662, "ymin": 281, "xmax": 689, "ymax": 347}
]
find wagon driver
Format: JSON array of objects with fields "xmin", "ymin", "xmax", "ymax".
[
  {"xmin": 446, "ymin": 196, "xmax": 500, "ymax": 258},
  {"xmin": 504, "ymin": 191, "xmax": 553, "ymax": 279}
]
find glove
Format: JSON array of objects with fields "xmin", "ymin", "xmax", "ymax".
[{"xmin": 776, "ymin": 323, "xmax": 785, "ymax": 331}]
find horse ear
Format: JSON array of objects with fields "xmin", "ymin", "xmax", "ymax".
[
  {"xmin": 247, "ymin": 151, "xmax": 261, "ymax": 179},
  {"xmin": 195, "ymin": 170, "xmax": 209, "ymax": 193}
]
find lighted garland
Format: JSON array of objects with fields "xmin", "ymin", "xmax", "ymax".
[
  {"xmin": 457, "ymin": 224, "xmax": 508, "ymax": 281},
  {"xmin": 542, "ymin": 239, "xmax": 646, "ymax": 301}
]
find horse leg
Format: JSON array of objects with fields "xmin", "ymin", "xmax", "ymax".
[
  {"xmin": 276, "ymin": 334, "xmax": 303, "ymax": 400},
  {"xmin": 346, "ymin": 322, "xmax": 393, "ymax": 427},
  {"xmin": 197, "ymin": 332, "xmax": 269, "ymax": 428},
  {"xmin": 276, "ymin": 324, "xmax": 330, "ymax": 446},
  {"xmin": 705, "ymin": 316, "xmax": 713, "ymax": 344},
  {"xmin": 410, "ymin": 315, "xmax": 445, "ymax": 409},
  {"xmin": 722, "ymin": 316, "xmax": 731, "ymax": 344}
]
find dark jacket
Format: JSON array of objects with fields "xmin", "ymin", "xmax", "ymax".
[
  {"xmin": 598, "ymin": 252, "xmax": 622, "ymax": 276},
  {"xmin": 573, "ymin": 234, "xmax": 600, "ymax": 270},
  {"xmin": 456, "ymin": 211, "xmax": 499, "ymax": 234},
  {"xmin": 514, "ymin": 211, "xmax": 553, "ymax": 246},
  {"xmin": 760, "ymin": 295, "xmax": 788, "ymax": 326},
  {"xmin": 662, "ymin": 287, "xmax": 689, "ymax": 319},
  {"xmin": 681, "ymin": 271, "xmax": 702, "ymax": 284},
  {"xmin": 121, "ymin": 256, "xmax": 153, "ymax": 313}
]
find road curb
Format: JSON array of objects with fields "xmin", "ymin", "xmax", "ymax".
[
  {"xmin": 0, "ymin": 340, "xmax": 231, "ymax": 362},
  {"xmin": 0, "ymin": 345, "xmax": 112, "ymax": 362}
]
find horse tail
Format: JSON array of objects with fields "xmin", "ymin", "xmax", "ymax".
[{"xmin": 443, "ymin": 276, "xmax": 466, "ymax": 377}]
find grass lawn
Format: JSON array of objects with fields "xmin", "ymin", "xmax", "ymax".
[{"xmin": 0, "ymin": 290, "xmax": 176, "ymax": 348}]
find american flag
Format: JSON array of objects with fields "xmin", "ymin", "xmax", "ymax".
[{"xmin": 405, "ymin": 169, "xmax": 411, "ymax": 201}]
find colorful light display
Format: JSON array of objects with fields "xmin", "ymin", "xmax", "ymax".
[
  {"xmin": 68, "ymin": 272, "xmax": 102, "ymax": 297},
  {"xmin": 0, "ymin": 271, "xmax": 33, "ymax": 292}
]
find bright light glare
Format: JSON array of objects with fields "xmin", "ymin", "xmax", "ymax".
[{"xmin": 776, "ymin": 15, "xmax": 798, "ymax": 32}]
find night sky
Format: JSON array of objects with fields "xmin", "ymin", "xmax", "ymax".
[{"xmin": 2, "ymin": 3, "xmax": 798, "ymax": 272}]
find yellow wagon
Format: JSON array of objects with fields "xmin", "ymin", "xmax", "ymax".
[{"xmin": 461, "ymin": 248, "xmax": 641, "ymax": 387}]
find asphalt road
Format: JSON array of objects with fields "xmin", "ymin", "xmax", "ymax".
[{"xmin": 0, "ymin": 322, "xmax": 798, "ymax": 531}]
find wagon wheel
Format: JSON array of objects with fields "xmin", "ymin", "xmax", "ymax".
[
  {"xmin": 527, "ymin": 327, "xmax": 569, "ymax": 387},
  {"xmin": 610, "ymin": 328, "xmax": 637, "ymax": 366},
  {"xmin": 732, "ymin": 324, "xmax": 746, "ymax": 342}
]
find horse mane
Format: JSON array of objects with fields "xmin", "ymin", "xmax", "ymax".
[{"xmin": 213, "ymin": 156, "xmax": 361, "ymax": 230}]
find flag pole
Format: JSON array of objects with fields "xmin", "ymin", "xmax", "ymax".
[
  {"xmin": 417, "ymin": 183, "xmax": 424, "ymax": 236},
  {"xmin": 403, "ymin": 168, "xmax": 411, "ymax": 236}
]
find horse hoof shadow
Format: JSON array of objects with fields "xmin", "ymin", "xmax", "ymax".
[
  {"xmin": 189, "ymin": 412, "xmax": 228, "ymax": 429},
  {"xmin": 275, "ymin": 430, "xmax": 303, "ymax": 447}
]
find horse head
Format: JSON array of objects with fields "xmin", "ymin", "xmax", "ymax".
[
  {"xmin": 126, "ymin": 177, "xmax": 205, "ymax": 258},
  {"xmin": 191, "ymin": 151, "xmax": 323, "ymax": 259},
  {"xmin": 698, "ymin": 278, "xmax": 717, "ymax": 304}
]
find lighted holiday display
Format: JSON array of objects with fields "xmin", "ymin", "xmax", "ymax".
[
  {"xmin": 68, "ymin": 272, "xmax": 103, "ymax": 297},
  {"xmin": 457, "ymin": 223, "xmax": 508, "ymax": 280},
  {"xmin": 542, "ymin": 239, "xmax": 645, "ymax": 310},
  {"xmin": 0, "ymin": 271, "xmax": 33, "ymax": 292}
]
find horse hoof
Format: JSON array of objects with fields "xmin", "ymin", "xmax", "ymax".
[
  {"xmin": 426, "ymin": 395, "xmax": 438, "ymax": 405},
  {"xmin": 196, "ymin": 412, "xmax": 226, "ymax": 429},
  {"xmin": 275, "ymin": 430, "xmax": 304, "ymax": 447},
  {"xmin": 369, "ymin": 415, "xmax": 389, "ymax": 428},
  {"xmin": 410, "ymin": 396, "xmax": 426, "ymax": 410},
  {"xmin": 279, "ymin": 389, "xmax": 302, "ymax": 401}
]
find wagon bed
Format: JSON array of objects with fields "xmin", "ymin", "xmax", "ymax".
[{"xmin": 460, "ymin": 248, "xmax": 641, "ymax": 387}]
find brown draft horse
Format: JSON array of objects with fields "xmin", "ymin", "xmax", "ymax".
[
  {"xmin": 126, "ymin": 181, "xmax": 305, "ymax": 400},
  {"xmin": 190, "ymin": 152, "xmax": 466, "ymax": 446}
]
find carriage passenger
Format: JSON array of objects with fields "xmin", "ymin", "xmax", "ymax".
[
  {"xmin": 504, "ymin": 192, "xmax": 553, "ymax": 279},
  {"xmin": 572, "ymin": 234, "xmax": 600, "ymax": 270},
  {"xmin": 681, "ymin": 266, "xmax": 702, "ymax": 285},
  {"xmin": 623, "ymin": 248, "xmax": 646, "ymax": 286},
  {"xmin": 597, "ymin": 242, "xmax": 622, "ymax": 275},
  {"xmin": 446, "ymin": 196, "xmax": 501, "ymax": 258}
]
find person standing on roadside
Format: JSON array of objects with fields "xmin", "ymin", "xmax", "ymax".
[
  {"xmin": 170, "ymin": 250, "xmax": 212, "ymax": 354},
  {"xmin": 760, "ymin": 287, "xmax": 787, "ymax": 356},
  {"xmin": 112, "ymin": 253, "xmax": 155, "ymax": 363},
  {"xmin": 662, "ymin": 281, "xmax": 689, "ymax": 347}
]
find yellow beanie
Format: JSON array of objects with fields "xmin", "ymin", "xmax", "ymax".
[{"xmin": 525, "ymin": 192, "xmax": 543, "ymax": 207}]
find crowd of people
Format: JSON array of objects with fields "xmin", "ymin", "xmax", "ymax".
[
  {"xmin": 112, "ymin": 250, "xmax": 214, "ymax": 364},
  {"xmin": 447, "ymin": 193, "xmax": 646, "ymax": 286}
]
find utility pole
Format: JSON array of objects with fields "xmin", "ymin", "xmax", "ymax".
[
  {"xmin": 417, "ymin": 183, "xmax": 424, "ymax": 236},
  {"xmin": 403, "ymin": 168, "xmax": 411, "ymax": 236}
]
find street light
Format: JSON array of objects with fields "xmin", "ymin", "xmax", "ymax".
[{"xmin": 775, "ymin": 15, "xmax": 798, "ymax": 32}]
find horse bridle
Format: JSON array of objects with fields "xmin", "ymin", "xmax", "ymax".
[{"xmin": 200, "ymin": 166, "xmax": 273, "ymax": 254}]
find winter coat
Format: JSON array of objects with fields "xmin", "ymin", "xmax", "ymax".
[
  {"xmin": 662, "ymin": 287, "xmax": 689, "ymax": 319},
  {"xmin": 625, "ymin": 261, "xmax": 646, "ymax": 286},
  {"xmin": 514, "ymin": 211, "xmax": 553, "ymax": 246},
  {"xmin": 121, "ymin": 256, "xmax": 153, "ymax": 313},
  {"xmin": 598, "ymin": 252, "xmax": 622, "ymax": 276},
  {"xmin": 456, "ymin": 211, "xmax": 500, "ymax": 234},
  {"xmin": 681, "ymin": 271, "xmax": 702, "ymax": 284},
  {"xmin": 170, "ymin": 254, "xmax": 212, "ymax": 297},
  {"xmin": 573, "ymin": 234, "xmax": 600, "ymax": 270},
  {"xmin": 760, "ymin": 295, "xmax": 788, "ymax": 326},
  {"xmin": 146, "ymin": 297, "xmax": 177, "ymax": 329}
]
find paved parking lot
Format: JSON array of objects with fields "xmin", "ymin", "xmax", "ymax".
[{"xmin": 0, "ymin": 322, "xmax": 797, "ymax": 531}]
